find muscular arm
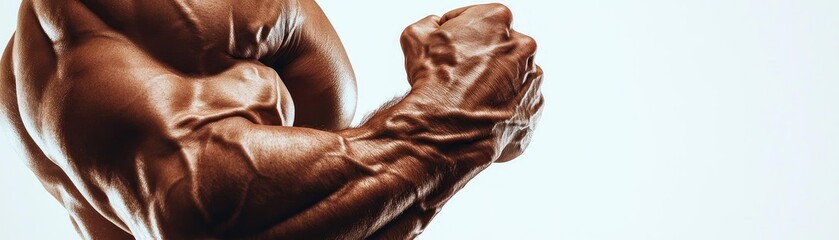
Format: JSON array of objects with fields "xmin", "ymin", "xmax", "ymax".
[
  {"xmin": 53, "ymin": 52, "xmax": 502, "ymax": 239},
  {"xmin": 11, "ymin": 1, "xmax": 541, "ymax": 239}
]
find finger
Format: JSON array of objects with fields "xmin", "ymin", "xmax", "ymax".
[
  {"xmin": 441, "ymin": 3, "xmax": 514, "ymax": 26},
  {"xmin": 525, "ymin": 65, "xmax": 545, "ymax": 111},
  {"xmin": 514, "ymin": 64, "xmax": 544, "ymax": 107},
  {"xmin": 495, "ymin": 131, "xmax": 526, "ymax": 163},
  {"xmin": 439, "ymin": 5, "xmax": 471, "ymax": 24},
  {"xmin": 414, "ymin": 14, "xmax": 442, "ymax": 32},
  {"xmin": 498, "ymin": 94, "xmax": 543, "ymax": 164}
]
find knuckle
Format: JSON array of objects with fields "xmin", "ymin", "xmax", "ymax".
[
  {"xmin": 404, "ymin": 25, "xmax": 418, "ymax": 34},
  {"xmin": 486, "ymin": 3, "xmax": 513, "ymax": 22},
  {"xmin": 424, "ymin": 14, "xmax": 440, "ymax": 23},
  {"xmin": 400, "ymin": 25, "xmax": 417, "ymax": 39},
  {"xmin": 401, "ymin": 16, "xmax": 439, "ymax": 41},
  {"xmin": 520, "ymin": 35, "xmax": 537, "ymax": 54},
  {"xmin": 486, "ymin": 3, "xmax": 511, "ymax": 14}
]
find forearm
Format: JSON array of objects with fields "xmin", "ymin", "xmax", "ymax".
[{"xmin": 176, "ymin": 88, "xmax": 495, "ymax": 238}]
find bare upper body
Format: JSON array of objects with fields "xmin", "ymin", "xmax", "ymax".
[{"xmin": 0, "ymin": 0, "xmax": 543, "ymax": 239}]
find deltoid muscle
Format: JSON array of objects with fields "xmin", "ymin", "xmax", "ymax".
[{"xmin": 0, "ymin": 0, "xmax": 543, "ymax": 239}]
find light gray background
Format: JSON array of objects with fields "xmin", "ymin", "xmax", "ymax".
[{"xmin": 2, "ymin": 0, "xmax": 838, "ymax": 239}]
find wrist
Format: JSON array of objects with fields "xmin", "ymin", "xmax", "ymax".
[
  {"xmin": 347, "ymin": 81, "xmax": 504, "ymax": 206},
  {"xmin": 373, "ymin": 91, "xmax": 499, "ymax": 198}
]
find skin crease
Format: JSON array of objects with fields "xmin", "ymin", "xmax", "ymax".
[{"xmin": 0, "ymin": 0, "xmax": 543, "ymax": 239}]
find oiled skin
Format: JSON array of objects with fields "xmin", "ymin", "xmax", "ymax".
[{"xmin": 0, "ymin": 0, "xmax": 543, "ymax": 239}]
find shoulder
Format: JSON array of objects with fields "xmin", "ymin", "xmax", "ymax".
[{"xmin": 11, "ymin": 0, "xmax": 184, "ymax": 163}]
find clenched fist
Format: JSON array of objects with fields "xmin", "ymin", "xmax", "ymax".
[{"xmin": 400, "ymin": 3, "xmax": 544, "ymax": 163}]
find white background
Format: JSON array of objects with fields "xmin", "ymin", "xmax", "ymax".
[{"xmin": 2, "ymin": 0, "xmax": 838, "ymax": 239}]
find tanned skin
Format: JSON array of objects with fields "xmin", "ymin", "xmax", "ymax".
[{"xmin": 0, "ymin": 0, "xmax": 543, "ymax": 239}]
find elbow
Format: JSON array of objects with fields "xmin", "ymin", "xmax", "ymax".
[
  {"xmin": 147, "ymin": 122, "xmax": 259, "ymax": 238},
  {"xmin": 149, "ymin": 176, "xmax": 215, "ymax": 239},
  {"xmin": 150, "ymin": 157, "xmax": 257, "ymax": 239}
]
